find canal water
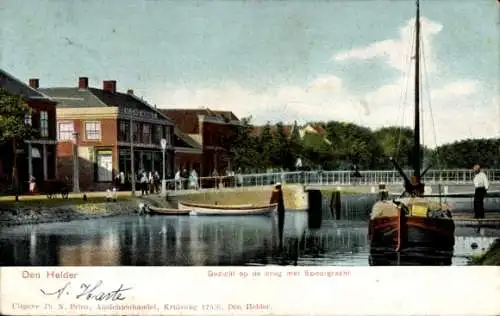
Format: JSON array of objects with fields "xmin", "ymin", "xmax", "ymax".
[{"xmin": 1, "ymin": 196, "xmax": 499, "ymax": 266}]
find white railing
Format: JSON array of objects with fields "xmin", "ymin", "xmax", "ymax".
[{"xmin": 162, "ymin": 169, "xmax": 500, "ymax": 191}]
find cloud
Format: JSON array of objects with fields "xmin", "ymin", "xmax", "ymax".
[
  {"xmin": 333, "ymin": 17, "xmax": 443, "ymax": 74},
  {"xmin": 308, "ymin": 75, "xmax": 343, "ymax": 92},
  {"xmin": 153, "ymin": 17, "xmax": 496, "ymax": 147}
]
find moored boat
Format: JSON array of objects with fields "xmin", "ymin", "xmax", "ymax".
[
  {"xmin": 368, "ymin": 0, "xmax": 455, "ymax": 264},
  {"xmin": 369, "ymin": 197, "xmax": 455, "ymax": 255},
  {"xmin": 148, "ymin": 205, "xmax": 191, "ymax": 216},
  {"xmin": 178, "ymin": 201, "xmax": 277, "ymax": 216}
]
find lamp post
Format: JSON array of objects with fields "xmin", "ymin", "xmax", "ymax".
[
  {"xmin": 161, "ymin": 138, "xmax": 167, "ymax": 195},
  {"xmin": 72, "ymin": 131, "xmax": 80, "ymax": 193},
  {"xmin": 129, "ymin": 119, "xmax": 136, "ymax": 196}
]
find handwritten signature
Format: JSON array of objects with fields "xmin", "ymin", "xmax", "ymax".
[{"xmin": 40, "ymin": 280, "xmax": 132, "ymax": 301}]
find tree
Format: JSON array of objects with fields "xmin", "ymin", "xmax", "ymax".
[
  {"xmin": 270, "ymin": 122, "xmax": 297, "ymax": 170},
  {"xmin": 324, "ymin": 121, "xmax": 383, "ymax": 169},
  {"xmin": 0, "ymin": 88, "xmax": 36, "ymax": 197},
  {"xmin": 374, "ymin": 126, "xmax": 414, "ymax": 168},
  {"xmin": 430, "ymin": 138, "xmax": 500, "ymax": 169},
  {"xmin": 227, "ymin": 116, "xmax": 260, "ymax": 172},
  {"xmin": 257, "ymin": 122, "xmax": 275, "ymax": 170},
  {"xmin": 302, "ymin": 127, "xmax": 335, "ymax": 169},
  {"xmin": 288, "ymin": 121, "xmax": 304, "ymax": 170}
]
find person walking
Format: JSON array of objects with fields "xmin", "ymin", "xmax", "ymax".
[
  {"xmin": 473, "ymin": 164, "xmax": 489, "ymax": 219},
  {"xmin": 174, "ymin": 169, "xmax": 182, "ymax": 190},
  {"xmin": 140, "ymin": 171, "xmax": 148, "ymax": 196}
]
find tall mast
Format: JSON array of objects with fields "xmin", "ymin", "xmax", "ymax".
[{"xmin": 413, "ymin": 0, "xmax": 421, "ymax": 181}]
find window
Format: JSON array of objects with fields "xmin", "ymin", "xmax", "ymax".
[
  {"xmin": 85, "ymin": 121, "xmax": 101, "ymax": 140},
  {"xmin": 58, "ymin": 122, "xmax": 74, "ymax": 140},
  {"xmin": 153, "ymin": 125, "xmax": 163, "ymax": 144},
  {"xmin": 40, "ymin": 111, "xmax": 49, "ymax": 137},
  {"xmin": 165, "ymin": 126, "xmax": 171, "ymax": 145},
  {"xmin": 133, "ymin": 122, "xmax": 140, "ymax": 142},
  {"xmin": 119, "ymin": 120, "xmax": 130, "ymax": 142},
  {"xmin": 142, "ymin": 123, "xmax": 151, "ymax": 144}
]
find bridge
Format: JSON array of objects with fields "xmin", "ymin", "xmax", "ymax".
[{"xmin": 166, "ymin": 169, "xmax": 500, "ymax": 193}]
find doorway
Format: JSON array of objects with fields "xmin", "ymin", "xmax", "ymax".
[{"xmin": 96, "ymin": 151, "xmax": 113, "ymax": 182}]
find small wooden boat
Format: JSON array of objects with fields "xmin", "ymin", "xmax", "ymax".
[
  {"xmin": 178, "ymin": 201, "xmax": 277, "ymax": 216},
  {"xmin": 148, "ymin": 205, "xmax": 191, "ymax": 216}
]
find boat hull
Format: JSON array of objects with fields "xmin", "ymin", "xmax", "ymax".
[
  {"xmin": 178, "ymin": 202, "xmax": 277, "ymax": 216},
  {"xmin": 368, "ymin": 198, "xmax": 455, "ymax": 265},
  {"xmin": 369, "ymin": 215, "xmax": 455, "ymax": 250},
  {"xmin": 369, "ymin": 215, "xmax": 455, "ymax": 265},
  {"xmin": 147, "ymin": 206, "xmax": 191, "ymax": 216}
]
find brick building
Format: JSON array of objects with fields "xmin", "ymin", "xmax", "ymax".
[
  {"xmin": 160, "ymin": 108, "xmax": 240, "ymax": 177},
  {"xmin": 0, "ymin": 69, "xmax": 57, "ymax": 192},
  {"xmin": 38, "ymin": 77, "xmax": 195, "ymax": 191}
]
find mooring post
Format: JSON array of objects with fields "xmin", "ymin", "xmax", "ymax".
[
  {"xmin": 330, "ymin": 191, "xmax": 341, "ymax": 220},
  {"xmin": 270, "ymin": 183, "xmax": 285, "ymax": 247},
  {"xmin": 307, "ymin": 189, "xmax": 322, "ymax": 229}
]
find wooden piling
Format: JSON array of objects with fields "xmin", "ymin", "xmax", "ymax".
[
  {"xmin": 330, "ymin": 191, "xmax": 341, "ymax": 220},
  {"xmin": 307, "ymin": 189, "xmax": 322, "ymax": 229},
  {"xmin": 270, "ymin": 183, "xmax": 285, "ymax": 246}
]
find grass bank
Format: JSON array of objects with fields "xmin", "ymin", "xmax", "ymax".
[
  {"xmin": 0, "ymin": 193, "xmax": 142, "ymax": 227},
  {"xmin": 469, "ymin": 238, "xmax": 500, "ymax": 265}
]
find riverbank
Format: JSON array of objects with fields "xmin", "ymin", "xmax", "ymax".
[
  {"xmin": 0, "ymin": 185, "xmax": 365, "ymax": 226},
  {"xmin": 0, "ymin": 195, "xmax": 141, "ymax": 227},
  {"xmin": 469, "ymin": 238, "xmax": 500, "ymax": 265}
]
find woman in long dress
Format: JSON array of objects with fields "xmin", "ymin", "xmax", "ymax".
[
  {"xmin": 29, "ymin": 176, "xmax": 37, "ymax": 194},
  {"xmin": 188, "ymin": 169, "xmax": 199, "ymax": 189}
]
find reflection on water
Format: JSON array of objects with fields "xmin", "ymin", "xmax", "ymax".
[{"xmin": 1, "ymin": 212, "xmax": 498, "ymax": 266}]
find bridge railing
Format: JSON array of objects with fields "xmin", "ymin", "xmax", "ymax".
[{"xmin": 163, "ymin": 169, "xmax": 500, "ymax": 191}]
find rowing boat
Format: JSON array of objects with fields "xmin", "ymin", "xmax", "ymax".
[
  {"xmin": 148, "ymin": 205, "xmax": 191, "ymax": 216},
  {"xmin": 178, "ymin": 201, "xmax": 277, "ymax": 216}
]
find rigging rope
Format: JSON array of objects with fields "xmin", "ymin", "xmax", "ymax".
[
  {"xmin": 395, "ymin": 22, "xmax": 416, "ymax": 165},
  {"xmin": 421, "ymin": 34, "xmax": 441, "ymax": 168}
]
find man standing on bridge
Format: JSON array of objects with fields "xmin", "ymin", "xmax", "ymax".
[{"xmin": 473, "ymin": 164, "xmax": 489, "ymax": 219}]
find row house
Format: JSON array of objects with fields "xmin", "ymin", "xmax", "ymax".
[
  {"xmin": 37, "ymin": 77, "xmax": 198, "ymax": 191},
  {"xmin": 0, "ymin": 69, "xmax": 57, "ymax": 192},
  {"xmin": 161, "ymin": 108, "xmax": 240, "ymax": 177}
]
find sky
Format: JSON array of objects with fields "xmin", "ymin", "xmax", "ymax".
[{"xmin": 0, "ymin": 0, "xmax": 498, "ymax": 146}]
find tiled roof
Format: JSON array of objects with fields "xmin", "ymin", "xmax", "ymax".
[
  {"xmin": 39, "ymin": 87, "xmax": 173, "ymax": 123},
  {"xmin": 38, "ymin": 87, "xmax": 107, "ymax": 108},
  {"xmin": 309, "ymin": 123, "xmax": 327, "ymax": 136},
  {"xmin": 173, "ymin": 127, "xmax": 202, "ymax": 149},
  {"xmin": 159, "ymin": 108, "xmax": 239, "ymax": 134},
  {"xmin": 160, "ymin": 109, "xmax": 202, "ymax": 134},
  {"xmin": 0, "ymin": 69, "xmax": 53, "ymax": 101}
]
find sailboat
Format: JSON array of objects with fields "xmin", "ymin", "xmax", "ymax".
[{"xmin": 368, "ymin": 0, "xmax": 455, "ymax": 265}]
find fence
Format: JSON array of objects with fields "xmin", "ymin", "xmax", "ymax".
[{"xmin": 164, "ymin": 169, "xmax": 500, "ymax": 191}]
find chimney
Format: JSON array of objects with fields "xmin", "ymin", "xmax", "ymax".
[
  {"xmin": 78, "ymin": 77, "xmax": 89, "ymax": 89},
  {"xmin": 28, "ymin": 78, "xmax": 39, "ymax": 89},
  {"xmin": 103, "ymin": 80, "xmax": 117, "ymax": 93},
  {"xmin": 127, "ymin": 89, "xmax": 134, "ymax": 95}
]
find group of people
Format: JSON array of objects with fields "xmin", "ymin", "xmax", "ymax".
[
  {"xmin": 174, "ymin": 168, "xmax": 199, "ymax": 190},
  {"xmin": 114, "ymin": 170, "xmax": 162, "ymax": 196},
  {"xmin": 172, "ymin": 167, "xmax": 247, "ymax": 190}
]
